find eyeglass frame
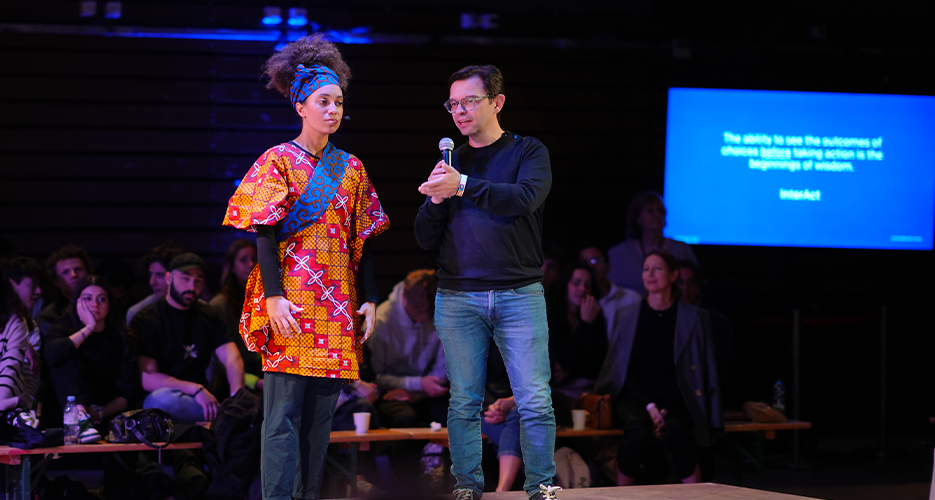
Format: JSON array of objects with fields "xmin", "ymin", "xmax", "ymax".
[{"xmin": 443, "ymin": 94, "xmax": 495, "ymax": 113}]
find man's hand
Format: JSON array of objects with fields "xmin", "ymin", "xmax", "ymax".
[
  {"xmin": 382, "ymin": 388, "xmax": 411, "ymax": 401},
  {"xmin": 418, "ymin": 161, "xmax": 461, "ymax": 203},
  {"xmin": 267, "ymin": 295, "xmax": 303, "ymax": 338},
  {"xmin": 24, "ymin": 345, "xmax": 40, "ymax": 374},
  {"xmin": 421, "ymin": 376, "xmax": 450, "ymax": 397},
  {"xmin": 354, "ymin": 381, "xmax": 380, "ymax": 404},
  {"xmin": 580, "ymin": 295, "xmax": 601, "ymax": 323},
  {"xmin": 194, "ymin": 387, "xmax": 220, "ymax": 421},
  {"xmin": 356, "ymin": 302, "xmax": 376, "ymax": 342}
]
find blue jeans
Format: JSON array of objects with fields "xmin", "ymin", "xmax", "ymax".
[
  {"xmin": 143, "ymin": 388, "xmax": 206, "ymax": 422},
  {"xmin": 435, "ymin": 283, "xmax": 555, "ymax": 498}
]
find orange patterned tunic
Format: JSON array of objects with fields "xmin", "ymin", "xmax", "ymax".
[{"xmin": 223, "ymin": 142, "xmax": 389, "ymax": 380}]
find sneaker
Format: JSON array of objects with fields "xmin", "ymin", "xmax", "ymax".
[
  {"xmin": 78, "ymin": 427, "xmax": 102, "ymax": 443},
  {"xmin": 530, "ymin": 484, "xmax": 562, "ymax": 500},
  {"xmin": 453, "ymin": 488, "xmax": 481, "ymax": 500}
]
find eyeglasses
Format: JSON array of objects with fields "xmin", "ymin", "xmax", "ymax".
[
  {"xmin": 443, "ymin": 95, "xmax": 493, "ymax": 113},
  {"xmin": 587, "ymin": 257, "xmax": 606, "ymax": 266}
]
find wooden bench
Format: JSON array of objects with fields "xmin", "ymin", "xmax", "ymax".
[
  {"xmin": 0, "ymin": 442, "xmax": 203, "ymax": 500},
  {"xmin": 723, "ymin": 418, "xmax": 813, "ymax": 487}
]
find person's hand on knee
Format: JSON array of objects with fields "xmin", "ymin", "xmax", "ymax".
[{"xmin": 193, "ymin": 386, "xmax": 220, "ymax": 421}]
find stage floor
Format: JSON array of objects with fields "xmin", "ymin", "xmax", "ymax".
[{"xmin": 342, "ymin": 483, "xmax": 821, "ymax": 499}]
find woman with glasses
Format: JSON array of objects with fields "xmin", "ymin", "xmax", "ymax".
[
  {"xmin": 595, "ymin": 249, "xmax": 721, "ymax": 485},
  {"xmin": 223, "ymin": 34, "xmax": 389, "ymax": 500}
]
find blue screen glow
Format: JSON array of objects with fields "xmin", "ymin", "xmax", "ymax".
[{"xmin": 663, "ymin": 88, "xmax": 935, "ymax": 250}]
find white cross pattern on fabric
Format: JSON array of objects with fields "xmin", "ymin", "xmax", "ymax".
[
  {"xmin": 258, "ymin": 205, "xmax": 285, "ymax": 225},
  {"xmin": 250, "ymin": 162, "xmax": 262, "ymax": 178},
  {"xmin": 284, "ymin": 244, "xmax": 355, "ymax": 331},
  {"xmin": 333, "ymin": 194, "xmax": 348, "ymax": 211},
  {"xmin": 183, "ymin": 344, "xmax": 198, "ymax": 360}
]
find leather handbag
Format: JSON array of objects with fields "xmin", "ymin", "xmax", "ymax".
[
  {"xmin": 106, "ymin": 409, "xmax": 174, "ymax": 449},
  {"xmin": 573, "ymin": 393, "xmax": 612, "ymax": 430}
]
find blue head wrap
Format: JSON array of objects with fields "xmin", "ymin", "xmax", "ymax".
[{"xmin": 289, "ymin": 64, "xmax": 340, "ymax": 106}]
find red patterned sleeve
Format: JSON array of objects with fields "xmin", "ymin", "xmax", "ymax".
[
  {"xmin": 223, "ymin": 148, "xmax": 292, "ymax": 231},
  {"xmin": 349, "ymin": 157, "xmax": 390, "ymax": 263}
]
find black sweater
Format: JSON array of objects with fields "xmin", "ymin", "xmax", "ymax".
[{"xmin": 414, "ymin": 132, "xmax": 552, "ymax": 291}]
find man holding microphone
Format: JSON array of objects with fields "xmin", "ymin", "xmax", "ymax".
[{"xmin": 414, "ymin": 65, "xmax": 559, "ymax": 500}]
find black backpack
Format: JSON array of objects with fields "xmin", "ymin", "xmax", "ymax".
[{"xmin": 204, "ymin": 388, "xmax": 263, "ymax": 499}]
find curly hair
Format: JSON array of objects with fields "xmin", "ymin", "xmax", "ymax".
[
  {"xmin": 46, "ymin": 244, "xmax": 91, "ymax": 282},
  {"xmin": 263, "ymin": 34, "xmax": 351, "ymax": 99}
]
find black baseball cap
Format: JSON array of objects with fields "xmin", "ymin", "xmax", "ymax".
[{"xmin": 167, "ymin": 252, "xmax": 206, "ymax": 274}]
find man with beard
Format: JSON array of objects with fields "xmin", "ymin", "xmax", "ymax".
[{"xmin": 129, "ymin": 252, "xmax": 244, "ymax": 421}]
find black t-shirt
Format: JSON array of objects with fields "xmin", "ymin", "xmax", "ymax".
[
  {"xmin": 623, "ymin": 300, "xmax": 689, "ymax": 419},
  {"xmin": 128, "ymin": 299, "xmax": 235, "ymax": 387}
]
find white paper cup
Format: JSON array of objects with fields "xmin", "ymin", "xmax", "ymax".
[
  {"xmin": 571, "ymin": 409, "xmax": 587, "ymax": 431},
  {"xmin": 353, "ymin": 412, "xmax": 371, "ymax": 434}
]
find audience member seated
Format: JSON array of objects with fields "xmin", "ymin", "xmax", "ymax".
[
  {"xmin": 541, "ymin": 239, "xmax": 565, "ymax": 295},
  {"xmin": 607, "ymin": 192, "xmax": 699, "ymax": 294},
  {"xmin": 35, "ymin": 245, "xmax": 91, "ymax": 427},
  {"xmin": 677, "ymin": 259, "xmax": 733, "ymax": 403},
  {"xmin": 37, "ymin": 244, "xmax": 91, "ymax": 335},
  {"xmin": 481, "ymin": 262, "xmax": 608, "ymax": 492},
  {"xmin": 44, "ymin": 275, "xmax": 140, "ymax": 425},
  {"xmin": 0, "ymin": 269, "xmax": 37, "ymax": 411},
  {"xmin": 579, "ymin": 245, "xmax": 640, "ymax": 337},
  {"xmin": 595, "ymin": 249, "xmax": 721, "ymax": 486},
  {"xmin": 1, "ymin": 257, "xmax": 43, "ymax": 403},
  {"xmin": 2, "ymin": 256, "xmax": 44, "ymax": 320},
  {"xmin": 548, "ymin": 261, "xmax": 608, "ymax": 423},
  {"xmin": 129, "ymin": 252, "xmax": 244, "ymax": 422},
  {"xmin": 367, "ymin": 269, "xmax": 448, "ymax": 428},
  {"xmin": 209, "ymin": 239, "xmax": 263, "ymax": 392},
  {"xmin": 126, "ymin": 243, "xmax": 185, "ymax": 324}
]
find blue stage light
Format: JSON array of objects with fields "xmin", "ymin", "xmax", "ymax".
[
  {"xmin": 104, "ymin": 1, "xmax": 121, "ymax": 19},
  {"xmin": 262, "ymin": 6, "xmax": 282, "ymax": 25},
  {"xmin": 287, "ymin": 8, "xmax": 308, "ymax": 27}
]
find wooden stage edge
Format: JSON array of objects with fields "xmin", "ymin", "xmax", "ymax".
[{"xmin": 340, "ymin": 483, "xmax": 821, "ymax": 500}]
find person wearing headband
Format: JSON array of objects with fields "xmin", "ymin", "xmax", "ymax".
[{"xmin": 223, "ymin": 34, "xmax": 390, "ymax": 500}]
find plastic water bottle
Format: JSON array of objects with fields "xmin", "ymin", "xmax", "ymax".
[
  {"xmin": 63, "ymin": 396, "xmax": 80, "ymax": 445},
  {"xmin": 772, "ymin": 379, "xmax": 786, "ymax": 414}
]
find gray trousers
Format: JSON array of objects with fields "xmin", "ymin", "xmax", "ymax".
[{"xmin": 262, "ymin": 372, "xmax": 342, "ymax": 500}]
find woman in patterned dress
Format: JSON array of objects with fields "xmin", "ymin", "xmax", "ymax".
[{"xmin": 223, "ymin": 35, "xmax": 389, "ymax": 500}]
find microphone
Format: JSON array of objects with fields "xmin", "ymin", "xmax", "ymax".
[{"xmin": 439, "ymin": 137, "xmax": 454, "ymax": 166}]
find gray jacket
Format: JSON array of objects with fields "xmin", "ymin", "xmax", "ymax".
[{"xmin": 595, "ymin": 301, "xmax": 723, "ymax": 446}]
